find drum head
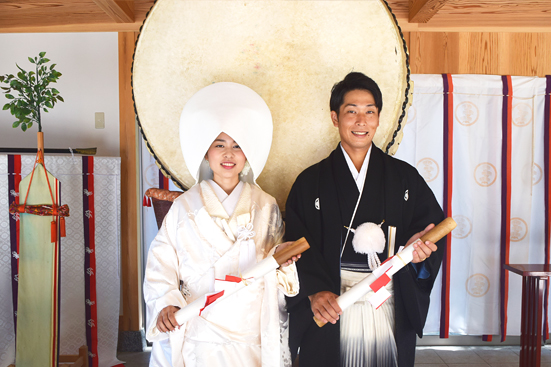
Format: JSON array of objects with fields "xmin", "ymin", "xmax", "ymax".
[{"xmin": 133, "ymin": 0, "xmax": 410, "ymax": 207}]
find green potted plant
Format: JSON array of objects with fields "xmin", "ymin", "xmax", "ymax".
[{"xmin": 0, "ymin": 52, "xmax": 64, "ymax": 133}]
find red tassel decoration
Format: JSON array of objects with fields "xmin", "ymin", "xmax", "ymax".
[
  {"xmin": 60, "ymin": 216, "xmax": 66, "ymax": 237},
  {"xmin": 143, "ymin": 194, "xmax": 148, "ymax": 207},
  {"xmin": 147, "ymin": 197, "xmax": 152, "ymax": 207},
  {"xmin": 51, "ymin": 220, "xmax": 57, "ymax": 243}
]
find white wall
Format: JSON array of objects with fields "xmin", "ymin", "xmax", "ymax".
[{"xmin": 0, "ymin": 33, "xmax": 119, "ymax": 157}]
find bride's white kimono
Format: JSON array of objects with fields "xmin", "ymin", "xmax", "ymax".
[{"xmin": 144, "ymin": 180, "xmax": 299, "ymax": 367}]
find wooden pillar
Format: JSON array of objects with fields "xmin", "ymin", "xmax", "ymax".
[{"xmin": 118, "ymin": 31, "xmax": 141, "ymax": 332}]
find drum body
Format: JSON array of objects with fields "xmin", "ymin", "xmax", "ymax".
[{"xmin": 133, "ymin": 0, "xmax": 410, "ymax": 207}]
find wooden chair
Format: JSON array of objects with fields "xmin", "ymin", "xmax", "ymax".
[{"xmin": 145, "ymin": 188, "xmax": 183, "ymax": 228}]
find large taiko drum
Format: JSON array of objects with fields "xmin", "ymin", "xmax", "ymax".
[{"xmin": 133, "ymin": 0, "xmax": 411, "ymax": 208}]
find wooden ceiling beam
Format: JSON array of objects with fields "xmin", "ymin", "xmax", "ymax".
[
  {"xmin": 92, "ymin": 0, "xmax": 134, "ymax": 23},
  {"xmin": 409, "ymin": 0, "xmax": 449, "ymax": 23},
  {"xmin": 0, "ymin": 23, "xmax": 143, "ymax": 33}
]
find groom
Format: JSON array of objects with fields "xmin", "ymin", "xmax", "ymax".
[{"xmin": 285, "ymin": 72, "xmax": 445, "ymax": 367}]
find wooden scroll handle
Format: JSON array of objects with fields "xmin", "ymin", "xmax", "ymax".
[
  {"xmin": 313, "ymin": 313, "xmax": 328, "ymax": 327},
  {"xmin": 419, "ymin": 217, "xmax": 457, "ymax": 244},
  {"xmin": 273, "ymin": 237, "xmax": 310, "ymax": 266}
]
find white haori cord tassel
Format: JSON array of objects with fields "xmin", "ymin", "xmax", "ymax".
[
  {"xmin": 351, "ymin": 221, "xmax": 386, "ymax": 270},
  {"xmin": 315, "ymin": 218, "xmax": 457, "ymax": 327}
]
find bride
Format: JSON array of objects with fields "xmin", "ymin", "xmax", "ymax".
[{"xmin": 143, "ymin": 82, "xmax": 299, "ymax": 367}]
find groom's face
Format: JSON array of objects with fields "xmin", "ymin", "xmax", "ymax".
[{"xmin": 331, "ymin": 89, "xmax": 380, "ymax": 153}]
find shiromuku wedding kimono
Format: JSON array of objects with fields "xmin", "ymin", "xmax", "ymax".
[{"xmin": 143, "ymin": 82, "xmax": 299, "ymax": 367}]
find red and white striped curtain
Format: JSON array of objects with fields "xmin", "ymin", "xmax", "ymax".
[
  {"xmin": 0, "ymin": 155, "xmax": 122, "ymax": 367},
  {"xmin": 395, "ymin": 74, "xmax": 551, "ymax": 340}
]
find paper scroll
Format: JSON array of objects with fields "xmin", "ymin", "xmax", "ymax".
[
  {"xmin": 314, "ymin": 217, "xmax": 457, "ymax": 327},
  {"xmin": 150, "ymin": 237, "xmax": 309, "ymax": 336}
]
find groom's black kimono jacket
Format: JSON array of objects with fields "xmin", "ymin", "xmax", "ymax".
[{"xmin": 285, "ymin": 144, "xmax": 445, "ymax": 367}]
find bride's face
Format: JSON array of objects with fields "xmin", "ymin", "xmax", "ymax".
[{"xmin": 205, "ymin": 132, "xmax": 246, "ymax": 182}]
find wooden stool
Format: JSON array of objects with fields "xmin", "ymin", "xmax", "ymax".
[
  {"xmin": 9, "ymin": 345, "xmax": 89, "ymax": 367},
  {"xmin": 505, "ymin": 264, "xmax": 551, "ymax": 367},
  {"xmin": 59, "ymin": 345, "xmax": 89, "ymax": 367}
]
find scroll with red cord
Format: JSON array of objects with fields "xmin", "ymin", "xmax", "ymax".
[
  {"xmin": 149, "ymin": 237, "xmax": 309, "ymax": 337},
  {"xmin": 314, "ymin": 217, "xmax": 457, "ymax": 327}
]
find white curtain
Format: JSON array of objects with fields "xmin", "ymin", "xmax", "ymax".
[{"xmin": 395, "ymin": 74, "xmax": 550, "ymax": 338}]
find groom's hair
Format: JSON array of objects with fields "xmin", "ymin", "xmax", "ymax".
[{"xmin": 330, "ymin": 72, "xmax": 383, "ymax": 116}]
